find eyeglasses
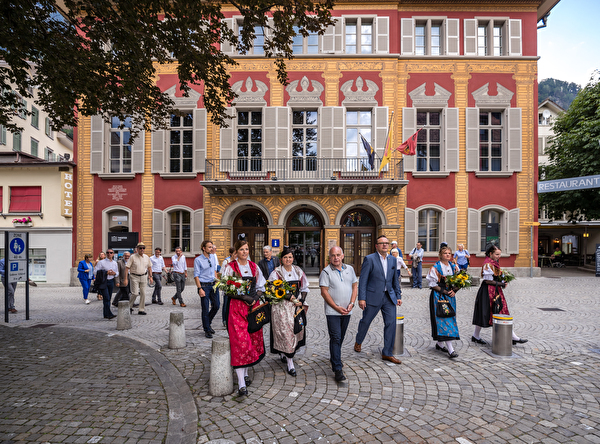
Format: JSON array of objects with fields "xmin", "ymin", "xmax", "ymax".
[
  {"xmin": 377, "ymin": 242, "xmax": 389, "ymax": 245},
  {"xmin": 138, "ymin": 247, "xmax": 145, "ymax": 250},
  {"xmin": 107, "ymin": 252, "xmax": 114, "ymax": 254}
]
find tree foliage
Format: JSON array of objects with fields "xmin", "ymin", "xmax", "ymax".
[
  {"xmin": 0, "ymin": 0, "xmax": 334, "ymax": 136},
  {"xmin": 538, "ymin": 78, "xmax": 581, "ymax": 109},
  {"xmin": 539, "ymin": 73, "xmax": 600, "ymax": 222}
]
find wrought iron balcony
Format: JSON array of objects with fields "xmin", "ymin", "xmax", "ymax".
[{"xmin": 203, "ymin": 158, "xmax": 408, "ymax": 196}]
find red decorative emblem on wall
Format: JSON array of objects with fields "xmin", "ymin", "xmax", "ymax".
[{"xmin": 108, "ymin": 185, "xmax": 127, "ymax": 201}]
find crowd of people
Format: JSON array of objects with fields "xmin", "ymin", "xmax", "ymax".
[{"xmin": 65, "ymin": 237, "xmax": 527, "ymax": 400}]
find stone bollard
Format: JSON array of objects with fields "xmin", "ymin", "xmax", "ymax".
[
  {"xmin": 116, "ymin": 300, "xmax": 132, "ymax": 330},
  {"xmin": 209, "ymin": 337, "xmax": 234, "ymax": 396},
  {"xmin": 168, "ymin": 312, "xmax": 186, "ymax": 349}
]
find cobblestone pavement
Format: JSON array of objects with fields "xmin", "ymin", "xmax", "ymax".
[{"xmin": 1, "ymin": 271, "xmax": 600, "ymax": 443}]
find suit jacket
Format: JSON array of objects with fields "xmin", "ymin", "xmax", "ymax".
[
  {"xmin": 358, "ymin": 252, "xmax": 401, "ymax": 306},
  {"xmin": 116, "ymin": 259, "xmax": 129, "ymax": 286},
  {"xmin": 77, "ymin": 260, "xmax": 94, "ymax": 280},
  {"xmin": 258, "ymin": 256, "xmax": 280, "ymax": 280}
]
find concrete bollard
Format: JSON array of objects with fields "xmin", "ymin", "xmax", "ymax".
[
  {"xmin": 116, "ymin": 300, "xmax": 132, "ymax": 330},
  {"xmin": 492, "ymin": 314, "xmax": 513, "ymax": 356},
  {"xmin": 393, "ymin": 313, "xmax": 404, "ymax": 356},
  {"xmin": 209, "ymin": 337, "xmax": 234, "ymax": 396},
  {"xmin": 168, "ymin": 312, "xmax": 186, "ymax": 349}
]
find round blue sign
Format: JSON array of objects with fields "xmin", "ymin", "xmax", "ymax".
[{"xmin": 9, "ymin": 238, "xmax": 25, "ymax": 255}]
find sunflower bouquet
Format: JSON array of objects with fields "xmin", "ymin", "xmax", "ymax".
[
  {"xmin": 213, "ymin": 275, "xmax": 251, "ymax": 297},
  {"xmin": 263, "ymin": 279, "xmax": 296, "ymax": 305},
  {"xmin": 445, "ymin": 270, "xmax": 473, "ymax": 290}
]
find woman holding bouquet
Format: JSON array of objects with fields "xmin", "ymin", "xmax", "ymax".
[
  {"xmin": 267, "ymin": 247, "xmax": 310, "ymax": 377},
  {"xmin": 471, "ymin": 245, "xmax": 528, "ymax": 345},
  {"xmin": 427, "ymin": 245, "xmax": 461, "ymax": 359},
  {"xmin": 222, "ymin": 239, "xmax": 266, "ymax": 398}
]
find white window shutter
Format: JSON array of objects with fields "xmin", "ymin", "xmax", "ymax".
[
  {"xmin": 221, "ymin": 18, "xmax": 235, "ymax": 54},
  {"xmin": 90, "ymin": 115, "xmax": 104, "ymax": 174},
  {"xmin": 194, "ymin": 108, "xmax": 207, "ymax": 172},
  {"xmin": 323, "ymin": 23, "xmax": 335, "ymax": 53},
  {"xmin": 508, "ymin": 19, "xmax": 522, "ymax": 56},
  {"xmin": 131, "ymin": 125, "xmax": 145, "ymax": 173},
  {"xmin": 402, "ymin": 107, "xmax": 416, "ymax": 172},
  {"xmin": 319, "ymin": 106, "xmax": 345, "ymax": 160},
  {"xmin": 404, "ymin": 208, "xmax": 417, "ymax": 253},
  {"xmin": 444, "ymin": 208, "xmax": 457, "ymax": 251},
  {"xmin": 445, "ymin": 19, "xmax": 460, "ymax": 55},
  {"xmin": 464, "ymin": 19, "xmax": 477, "ymax": 56},
  {"xmin": 192, "ymin": 209, "xmax": 205, "ymax": 254},
  {"xmin": 335, "ymin": 18, "xmax": 344, "ymax": 53},
  {"xmin": 151, "ymin": 126, "xmax": 165, "ymax": 173},
  {"xmin": 507, "ymin": 107, "xmax": 522, "ymax": 172},
  {"xmin": 401, "ymin": 18, "xmax": 414, "ymax": 55},
  {"xmin": 219, "ymin": 107, "xmax": 235, "ymax": 172},
  {"xmin": 507, "ymin": 208, "xmax": 520, "ymax": 254},
  {"xmin": 152, "ymin": 209, "xmax": 165, "ymax": 251},
  {"xmin": 376, "ymin": 17, "xmax": 389, "ymax": 54},
  {"xmin": 466, "ymin": 108, "xmax": 479, "ymax": 171},
  {"xmin": 374, "ymin": 107, "xmax": 388, "ymax": 162},
  {"xmin": 468, "ymin": 208, "xmax": 480, "ymax": 252},
  {"xmin": 444, "ymin": 108, "xmax": 459, "ymax": 172},
  {"xmin": 264, "ymin": 107, "xmax": 278, "ymax": 158},
  {"xmin": 265, "ymin": 106, "xmax": 290, "ymax": 179}
]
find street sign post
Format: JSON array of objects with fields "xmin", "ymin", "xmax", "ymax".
[{"xmin": 4, "ymin": 231, "xmax": 30, "ymax": 323}]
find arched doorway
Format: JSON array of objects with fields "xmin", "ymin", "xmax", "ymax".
[
  {"xmin": 287, "ymin": 210, "xmax": 323, "ymax": 275},
  {"xmin": 340, "ymin": 209, "xmax": 376, "ymax": 275},
  {"xmin": 233, "ymin": 209, "xmax": 268, "ymax": 263}
]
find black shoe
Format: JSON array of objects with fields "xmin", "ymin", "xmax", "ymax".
[
  {"xmin": 512, "ymin": 338, "xmax": 528, "ymax": 345},
  {"xmin": 287, "ymin": 368, "xmax": 297, "ymax": 377},
  {"xmin": 209, "ymin": 327, "xmax": 215, "ymax": 334},
  {"xmin": 448, "ymin": 351, "xmax": 459, "ymax": 359},
  {"xmin": 112, "ymin": 303, "xmax": 119, "ymax": 307},
  {"xmin": 244, "ymin": 376, "xmax": 252, "ymax": 387},
  {"xmin": 334, "ymin": 370, "xmax": 346, "ymax": 382},
  {"xmin": 138, "ymin": 311, "xmax": 146, "ymax": 315},
  {"xmin": 237, "ymin": 387, "xmax": 248, "ymax": 398},
  {"xmin": 151, "ymin": 300, "xmax": 157, "ymax": 304},
  {"xmin": 435, "ymin": 344, "xmax": 448, "ymax": 353},
  {"xmin": 130, "ymin": 308, "xmax": 133, "ymax": 314},
  {"xmin": 158, "ymin": 301, "xmax": 164, "ymax": 305},
  {"xmin": 471, "ymin": 336, "xmax": 487, "ymax": 345},
  {"xmin": 108, "ymin": 314, "xmax": 116, "ymax": 319},
  {"xmin": 280, "ymin": 355, "xmax": 287, "ymax": 364},
  {"xmin": 205, "ymin": 331, "xmax": 213, "ymax": 339}
]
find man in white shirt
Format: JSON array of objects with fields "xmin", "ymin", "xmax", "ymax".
[
  {"xmin": 409, "ymin": 242, "xmax": 425, "ymax": 289},
  {"xmin": 171, "ymin": 246, "xmax": 188, "ymax": 307},
  {"xmin": 125, "ymin": 242, "xmax": 153, "ymax": 315},
  {"xmin": 150, "ymin": 247, "xmax": 166, "ymax": 305},
  {"xmin": 95, "ymin": 249, "xmax": 119, "ymax": 319}
]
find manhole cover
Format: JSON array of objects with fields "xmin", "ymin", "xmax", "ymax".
[
  {"xmin": 28, "ymin": 324, "xmax": 56, "ymax": 328},
  {"xmin": 538, "ymin": 308, "xmax": 565, "ymax": 312}
]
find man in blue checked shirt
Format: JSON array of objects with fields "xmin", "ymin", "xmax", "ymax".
[{"xmin": 194, "ymin": 240, "xmax": 219, "ymax": 338}]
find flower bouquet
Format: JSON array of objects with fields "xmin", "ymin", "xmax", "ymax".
[
  {"xmin": 263, "ymin": 279, "xmax": 296, "ymax": 305},
  {"xmin": 500, "ymin": 270, "xmax": 516, "ymax": 283},
  {"xmin": 445, "ymin": 270, "xmax": 473, "ymax": 291},
  {"xmin": 213, "ymin": 275, "xmax": 251, "ymax": 298}
]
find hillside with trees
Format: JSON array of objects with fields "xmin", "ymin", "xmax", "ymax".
[{"xmin": 538, "ymin": 78, "xmax": 581, "ymax": 109}]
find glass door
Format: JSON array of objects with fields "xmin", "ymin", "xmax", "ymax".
[{"xmin": 288, "ymin": 231, "xmax": 321, "ymax": 275}]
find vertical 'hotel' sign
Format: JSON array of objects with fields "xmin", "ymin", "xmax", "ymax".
[{"xmin": 61, "ymin": 171, "xmax": 73, "ymax": 217}]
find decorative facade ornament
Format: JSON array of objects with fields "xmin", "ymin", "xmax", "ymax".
[
  {"xmin": 164, "ymin": 85, "xmax": 202, "ymax": 108},
  {"xmin": 232, "ymin": 77, "xmax": 268, "ymax": 106},
  {"xmin": 408, "ymin": 82, "xmax": 452, "ymax": 108},
  {"xmin": 286, "ymin": 76, "xmax": 324, "ymax": 106},
  {"xmin": 108, "ymin": 185, "xmax": 127, "ymax": 202},
  {"xmin": 472, "ymin": 82, "xmax": 514, "ymax": 108},
  {"xmin": 341, "ymin": 76, "xmax": 379, "ymax": 106}
]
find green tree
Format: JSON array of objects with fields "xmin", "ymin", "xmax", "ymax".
[
  {"xmin": 538, "ymin": 78, "xmax": 581, "ymax": 109},
  {"xmin": 0, "ymin": 0, "xmax": 334, "ymax": 136},
  {"xmin": 539, "ymin": 73, "xmax": 600, "ymax": 222}
]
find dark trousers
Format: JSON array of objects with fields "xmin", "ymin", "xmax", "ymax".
[
  {"xmin": 201, "ymin": 283, "xmax": 220, "ymax": 331},
  {"xmin": 221, "ymin": 292, "xmax": 229, "ymax": 325},
  {"xmin": 173, "ymin": 273, "xmax": 185, "ymax": 303},
  {"xmin": 113, "ymin": 284, "xmax": 130, "ymax": 306},
  {"xmin": 102, "ymin": 280, "xmax": 115, "ymax": 318},
  {"xmin": 326, "ymin": 315, "xmax": 351, "ymax": 371},
  {"xmin": 412, "ymin": 263, "xmax": 423, "ymax": 288},
  {"xmin": 152, "ymin": 273, "xmax": 163, "ymax": 301},
  {"xmin": 355, "ymin": 296, "xmax": 396, "ymax": 357}
]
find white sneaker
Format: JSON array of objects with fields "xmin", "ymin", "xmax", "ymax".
[{"xmin": 85, "ymin": 300, "xmax": 90, "ymax": 304}]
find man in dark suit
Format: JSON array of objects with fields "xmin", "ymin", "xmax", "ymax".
[
  {"xmin": 258, "ymin": 246, "xmax": 280, "ymax": 279},
  {"xmin": 354, "ymin": 235, "xmax": 403, "ymax": 364}
]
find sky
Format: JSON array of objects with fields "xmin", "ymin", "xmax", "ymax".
[{"xmin": 537, "ymin": 0, "xmax": 600, "ymax": 87}]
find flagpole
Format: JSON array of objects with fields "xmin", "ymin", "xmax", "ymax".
[{"xmin": 378, "ymin": 111, "xmax": 394, "ymax": 173}]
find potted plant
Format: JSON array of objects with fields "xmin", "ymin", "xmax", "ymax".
[{"xmin": 12, "ymin": 217, "xmax": 33, "ymax": 227}]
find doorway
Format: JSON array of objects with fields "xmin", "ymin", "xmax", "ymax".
[
  {"xmin": 340, "ymin": 209, "xmax": 376, "ymax": 276},
  {"xmin": 232, "ymin": 209, "xmax": 268, "ymax": 263},
  {"xmin": 287, "ymin": 210, "xmax": 323, "ymax": 275}
]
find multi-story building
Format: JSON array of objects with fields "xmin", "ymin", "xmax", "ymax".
[
  {"xmin": 0, "ymin": 78, "xmax": 75, "ymax": 284},
  {"xmin": 75, "ymin": 0, "xmax": 560, "ymax": 277}
]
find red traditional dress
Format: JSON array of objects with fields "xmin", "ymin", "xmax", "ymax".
[{"xmin": 472, "ymin": 256, "xmax": 510, "ymax": 328}]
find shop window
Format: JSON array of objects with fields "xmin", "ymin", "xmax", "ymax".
[{"xmin": 10, "ymin": 186, "xmax": 41, "ymax": 212}]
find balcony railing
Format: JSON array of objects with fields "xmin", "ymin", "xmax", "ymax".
[{"xmin": 205, "ymin": 157, "xmax": 404, "ymax": 181}]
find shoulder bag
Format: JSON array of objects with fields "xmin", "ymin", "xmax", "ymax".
[{"xmin": 247, "ymin": 302, "xmax": 271, "ymax": 333}]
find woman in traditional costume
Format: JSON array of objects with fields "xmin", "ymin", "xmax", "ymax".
[
  {"xmin": 471, "ymin": 244, "xmax": 528, "ymax": 346},
  {"xmin": 427, "ymin": 245, "xmax": 460, "ymax": 359},
  {"xmin": 267, "ymin": 247, "xmax": 309, "ymax": 377},
  {"xmin": 222, "ymin": 240, "xmax": 266, "ymax": 398}
]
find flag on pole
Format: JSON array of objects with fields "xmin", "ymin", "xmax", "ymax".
[
  {"xmin": 396, "ymin": 128, "xmax": 422, "ymax": 156},
  {"xmin": 360, "ymin": 133, "xmax": 375, "ymax": 170},
  {"xmin": 378, "ymin": 121, "xmax": 393, "ymax": 173}
]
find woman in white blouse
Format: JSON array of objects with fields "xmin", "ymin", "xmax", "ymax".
[
  {"xmin": 391, "ymin": 248, "xmax": 411, "ymax": 287},
  {"xmin": 268, "ymin": 247, "xmax": 310, "ymax": 377}
]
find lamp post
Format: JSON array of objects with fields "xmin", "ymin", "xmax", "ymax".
[{"xmin": 583, "ymin": 229, "xmax": 590, "ymax": 266}]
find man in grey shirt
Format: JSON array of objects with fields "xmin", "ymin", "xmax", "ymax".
[{"xmin": 319, "ymin": 246, "xmax": 358, "ymax": 382}]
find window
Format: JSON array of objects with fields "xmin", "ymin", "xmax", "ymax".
[
  {"xmin": 45, "ymin": 117, "xmax": 53, "ymax": 138},
  {"xmin": 13, "ymin": 132, "xmax": 22, "ymax": 152},
  {"xmin": 110, "ymin": 116, "xmax": 132, "ymax": 173},
  {"xmin": 480, "ymin": 209, "xmax": 502, "ymax": 251},
  {"xmin": 19, "ymin": 97, "xmax": 27, "ymax": 119},
  {"xmin": 493, "ymin": 24, "xmax": 503, "ymax": 56},
  {"xmin": 479, "ymin": 111, "xmax": 503, "ymax": 172},
  {"xmin": 416, "ymin": 111, "xmax": 441, "ymax": 172},
  {"xmin": 31, "ymin": 138, "xmax": 39, "ymax": 158},
  {"xmin": 346, "ymin": 110, "xmax": 371, "ymax": 167},
  {"xmin": 10, "ymin": 186, "xmax": 42, "ymax": 212},
  {"xmin": 44, "ymin": 147, "xmax": 54, "ymax": 161},
  {"xmin": 292, "ymin": 26, "xmax": 318, "ymax": 54},
  {"xmin": 0, "ymin": 124, "xmax": 5, "ymax": 145},
  {"xmin": 237, "ymin": 110, "xmax": 262, "ymax": 171},
  {"xmin": 170, "ymin": 210, "xmax": 191, "ymax": 253},
  {"xmin": 169, "ymin": 112, "xmax": 193, "ymax": 173},
  {"xmin": 477, "ymin": 25, "xmax": 487, "ymax": 56},
  {"xmin": 239, "ymin": 24, "xmax": 265, "ymax": 55},
  {"xmin": 402, "ymin": 18, "xmax": 459, "ymax": 56},
  {"xmin": 345, "ymin": 19, "xmax": 372, "ymax": 54},
  {"xmin": 292, "ymin": 110, "xmax": 318, "ymax": 171},
  {"xmin": 415, "ymin": 20, "xmax": 442, "ymax": 55},
  {"xmin": 418, "ymin": 209, "xmax": 440, "ymax": 252},
  {"xmin": 31, "ymin": 106, "xmax": 39, "ymax": 129}
]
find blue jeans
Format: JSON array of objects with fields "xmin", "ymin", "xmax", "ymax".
[
  {"xmin": 326, "ymin": 315, "xmax": 351, "ymax": 371},
  {"xmin": 102, "ymin": 280, "xmax": 115, "ymax": 318},
  {"xmin": 152, "ymin": 273, "xmax": 162, "ymax": 301},
  {"xmin": 79, "ymin": 277, "xmax": 92, "ymax": 300},
  {"xmin": 458, "ymin": 263, "xmax": 468, "ymax": 271},
  {"xmin": 173, "ymin": 273, "xmax": 185, "ymax": 303},
  {"xmin": 412, "ymin": 263, "xmax": 422, "ymax": 288},
  {"xmin": 200, "ymin": 283, "xmax": 220, "ymax": 331}
]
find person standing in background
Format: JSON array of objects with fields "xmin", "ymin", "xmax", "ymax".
[
  {"xmin": 150, "ymin": 248, "xmax": 166, "ymax": 305},
  {"xmin": 409, "ymin": 242, "xmax": 425, "ymax": 289},
  {"xmin": 171, "ymin": 247, "xmax": 188, "ymax": 307}
]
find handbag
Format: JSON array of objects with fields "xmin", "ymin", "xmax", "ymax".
[
  {"xmin": 89, "ymin": 281, "xmax": 98, "ymax": 294},
  {"xmin": 293, "ymin": 306, "xmax": 307, "ymax": 334},
  {"xmin": 247, "ymin": 302, "xmax": 271, "ymax": 333},
  {"xmin": 436, "ymin": 298, "xmax": 456, "ymax": 318}
]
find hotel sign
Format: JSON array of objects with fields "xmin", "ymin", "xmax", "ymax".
[
  {"xmin": 537, "ymin": 174, "xmax": 600, "ymax": 193},
  {"xmin": 61, "ymin": 171, "xmax": 74, "ymax": 217}
]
